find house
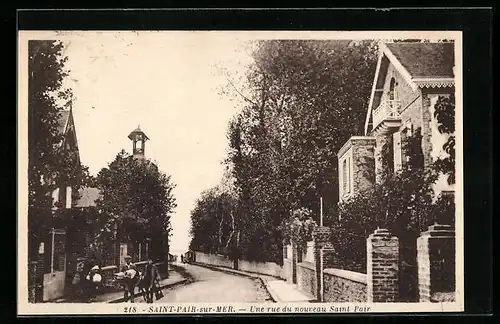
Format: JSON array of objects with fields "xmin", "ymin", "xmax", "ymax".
[
  {"xmin": 40, "ymin": 108, "xmax": 90, "ymax": 301},
  {"xmin": 338, "ymin": 41, "xmax": 456, "ymax": 202}
]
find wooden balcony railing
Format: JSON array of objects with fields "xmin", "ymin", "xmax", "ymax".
[{"xmin": 372, "ymin": 100, "xmax": 402, "ymax": 132}]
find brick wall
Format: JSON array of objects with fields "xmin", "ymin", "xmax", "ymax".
[{"xmin": 323, "ymin": 268, "xmax": 367, "ymax": 302}]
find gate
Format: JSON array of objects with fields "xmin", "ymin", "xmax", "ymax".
[{"xmin": 399, "ymin": 242, "xmax": 418, "ymax": 302}]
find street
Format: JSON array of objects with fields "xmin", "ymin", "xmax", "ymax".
[{"xmin": 137, "ymin": 263, "xmax": 273, "ymax": 303}]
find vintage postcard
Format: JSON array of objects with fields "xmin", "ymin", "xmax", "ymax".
[{"xmin": 17, "ymin": 30, "xmax": 463, "ymax": 315}]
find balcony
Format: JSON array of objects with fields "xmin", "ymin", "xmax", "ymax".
[{"xmin": 371, "ymin": 99, "xmax": 402, "ymax": 135}]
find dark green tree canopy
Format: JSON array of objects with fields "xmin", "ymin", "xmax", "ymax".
[
  {"xmin": 94, "ymin": 150, "xmax": 177, "ymax": 261},
  {"xmin": 192, "ymin": 40, "xmax": 379, "ymax": 263}
]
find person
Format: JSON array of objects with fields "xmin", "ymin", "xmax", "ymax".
[
  {"xmin": 142, "ymin": 258, "xmax": 160, "ymax": 303},
  {"xmin": 121, "ymin": 255, "xmax": 138, "ymax": 303},
  {"xmin": 180, "ymin": 254, "xmax": 184, "ymax": 263},
  {"xmin": 85, "ymin": 264, "xmax": 102, "ymax": 302}
]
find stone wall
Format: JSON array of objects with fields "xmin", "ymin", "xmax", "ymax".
[
  {"xmin": 193, "ymin": 251, "xmax": 234, "ymax": 269},
  {"xmin": 352, "ymin": 138, "xmax": 376, "ymax": 194},
  {"xmin": 193, "ymin": 251, "xmax": 284, "ymax": 278},
  {"xmin": 323, "ymin": 268, "xmax": 367, "ymax": 302},
  {"xmin": 238, "ymin": 260, "xmax": 283, "ymax": 278},
  {"xmin": 296, "ymin": 262, "xmax": 316, "ymax": 298}
]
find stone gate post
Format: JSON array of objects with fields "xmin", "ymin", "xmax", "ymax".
[
  {"xmin": 367, "ymin": 228, "xmax": 399, "ymax": 302},
  {"xmin": 417, "ymin": 224, "xmax": 455, "ymax": 302},
  {"xmin": 312, "ymin": 226, "xmax": 335, "ymax": 301}
]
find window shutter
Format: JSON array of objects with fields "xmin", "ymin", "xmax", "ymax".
[
  {"xmin": 343, "ymin": 159, "xmax": 348, "ymax": 194},
  {"xmin": 347, "ymin": 157, "xmax": 351, "ymax": 193},
  {"xmin": 52, "ymin": 188, "xmax": 59, "ymax": 210},
  {"xmin": 393, "ymin": 131, "xmax": 402, "ymax": 173}
]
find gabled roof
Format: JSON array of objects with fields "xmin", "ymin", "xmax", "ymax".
[
  {"xmin": 75, "ymin": 187, "xmax": 101, "ymax": 208},
  {"xmin": 57, "ymin": 110, "xmax": 71, "ymax": 135},
  {"xmin": 364, "ymin": 42, "xmax": 456, "ymax": 135},
  {"xmin": 385, "ymin": 42, "xmax": 455, "ymax": 79},
  {"xmin": 57, "ymin": 109, "xmax": 81, "ymax": 164}
]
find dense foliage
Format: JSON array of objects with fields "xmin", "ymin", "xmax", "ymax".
[
  {"xmin": 433, "ymin": 94, "xmax": 456, "ymax": 184},
  {"xmin": 280, "ymin": 208, "xmax": 317, "ymax": 251},
  {"xmin": 334, "ymin": 128, "xmax": 455, "ymax": 274},
  {"xmin": 188, "ymin": 187, "xmax": 237, "ymax": 257},
  {"xmin": 28, "ymin": 40, "xmax": 91, "ymax": 258},
  {"xmin": 212, "ymin": 40, "xmax": 378, "ymax": 263},
  {"xmin": 92, "ymin": 150, "xmax": 177, "ymax": 261}
]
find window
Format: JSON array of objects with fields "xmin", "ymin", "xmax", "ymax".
[
  {"xmin": 389, "ymin": 77, "xmax": 397, "ymax": 100},
  {"xmin": 342, "ymin": 156, "xmax": 351, "ymax": 195},
  {"xmin": 342, "ymin": 159, "xmax": 348, "ymax": 194}
]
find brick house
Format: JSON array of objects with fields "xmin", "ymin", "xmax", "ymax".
[{"xmin": 338, "ymin": 41, "xmax": 456, "ymax": 202}]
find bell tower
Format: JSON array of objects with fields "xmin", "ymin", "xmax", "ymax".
[{"xmin": 128, "ymin": 125, "xmax": 149, "ymax": 159}]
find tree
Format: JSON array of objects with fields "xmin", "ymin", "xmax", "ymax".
[
  {"xmin": 28, "ymin": 40, "xmax": 91, "ymax": 258},
  {"xmin": 220, "ymin": 40, "xmax": 378, "ymax": 262},
  {"xmin": 433, "ymin": 94, "xmax": 456, "ymax": 184},
  {"xmin": 93, "ymin": 150, "xmax": 177, "ymax": 261},
  {"xmin": 189, "ymin": 187, "xmax": 237, "ymax": 256}
]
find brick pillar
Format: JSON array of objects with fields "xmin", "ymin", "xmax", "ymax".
[
  {"xmin": 313, "ymin": 226, "xmax": 334, "ymax": 301},
  {"xmin": 367, "ymin": 228, "xmax": 399, "ymax": 302},
  {"xmin": 417, "ymin": 224, "xmax": 455, "ymax": 302}
]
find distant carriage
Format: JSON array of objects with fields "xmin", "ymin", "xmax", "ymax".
[{"xmin": 184, "ymin": 251, "xmax": 194, "ymax": 264}]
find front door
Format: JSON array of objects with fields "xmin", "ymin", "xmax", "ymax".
[{"xmin": 43, "ymin": 229, "xmax": 67, "ymax": 301}]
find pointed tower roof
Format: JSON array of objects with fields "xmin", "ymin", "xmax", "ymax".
[{"xmin": 128, "ymin": 125, "xmax": 150, "ymax": 141}]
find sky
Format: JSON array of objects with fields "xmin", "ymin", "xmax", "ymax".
[{"xmin": 59, "ymin": 31, "xmax": 253, "ymax": 254}]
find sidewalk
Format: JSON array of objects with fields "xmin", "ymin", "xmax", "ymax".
[{"xmin": 193, "ymin": 262, "xmax": 314, "ymax": 303}]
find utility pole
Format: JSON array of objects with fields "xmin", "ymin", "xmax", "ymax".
[{"xmin": 320, "ymin": 196, "xmax": 323, "ymax": 227}]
